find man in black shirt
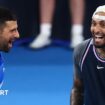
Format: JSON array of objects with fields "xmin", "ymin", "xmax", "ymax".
[{"xmin": 71, "ymin": 5, "xmax": 105, "ymax": 105}]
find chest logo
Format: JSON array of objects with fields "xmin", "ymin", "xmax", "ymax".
[{"xmin": 97, "ymin": 65, "xmax": 104, "ymax": 70}]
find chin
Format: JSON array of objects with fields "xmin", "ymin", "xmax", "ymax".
[
  {"xmin": 3, "ymin": 47, "xmax": 10, "ymax": 52},
  {"xmin": 94, "ymin": 44, "xmax": 105, "ymax": 48},
  {"xmin": 93, "ymin": 39, "xmax": 105, "ymax": 48},
  {"xmin": 3, "ymin": 50, "xmax": 9, "ymax": 53}
]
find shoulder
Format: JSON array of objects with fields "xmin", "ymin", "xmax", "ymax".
[
  {"xmin": 0, "ymin": 52, "xmax": 4, "ymax": 64},
  {"xmin": 73, "ymin": 38, "xmax": 92, "ymax": 64},
  {"xmin": 74, "ymin": 39, "xmax": 91, "ymax": 55},
  {"xmin": 0, "ymin": 52, "xmax": 2, "ymax": 58}
]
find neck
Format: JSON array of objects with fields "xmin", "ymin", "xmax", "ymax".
[{"xmin": 96, "ymin": 48, "xmax": 105, "ymax": 58}]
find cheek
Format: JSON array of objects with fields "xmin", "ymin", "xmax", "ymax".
[
  {"xmin": 1, "ymin": 35, "xmax": 9, "ymax": 43},
  {"xmin": 90, "ymin": 27, "xmax": 93, "ymax": 33},
  {"xmin": 3, "ymin": 33, "xmax": 10, "ymax": 41},
  {"xmin": 103, "ymin": 30, "xmax": 105, "ymax": 33},
  {"xmin": 90, "ymin": 25, "xmax": 93, "ymax": 30}
]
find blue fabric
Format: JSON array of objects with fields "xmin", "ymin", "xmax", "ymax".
[
  {"xmin": 0, "ymin": 52, "xmax": 4, "ymax": 84},
  {"xmin": 0, "ymin": 64, "xmax": 4, "ymax": 84}
]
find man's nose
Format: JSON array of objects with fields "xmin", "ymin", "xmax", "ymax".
[{"xmin": 15, "ymin": 30, "xmax": 20, "ymax": 38}]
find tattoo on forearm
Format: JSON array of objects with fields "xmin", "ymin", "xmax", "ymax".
[{"xmin": 70, "ymin": 88, "xmax": 84, "ymax": 105}]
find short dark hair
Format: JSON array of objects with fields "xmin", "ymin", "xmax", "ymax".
[{"xmin": 0, "ymin": 6, "xmax": 17, "ymax": 25}]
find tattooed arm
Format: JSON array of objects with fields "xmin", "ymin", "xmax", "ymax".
[
  {"xmin": 70, "ymin": 42, "xmax": 86, "ymax": 105},
  {"xmin": 70, "ymin": 78, "xmax": 84, "ymax": 105}
]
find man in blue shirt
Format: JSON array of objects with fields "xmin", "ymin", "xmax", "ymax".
[
  {"xmin": 0, "ymin": 7, "xmax": 19, "ymax": 88},
  {"xmin": 71, "ymin": 5, "xmax": 105, "ymax": 105}
]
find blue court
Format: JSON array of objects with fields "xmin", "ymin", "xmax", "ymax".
[{"xmin": 0, "ymin": 45, "xmax": 73, "ymax": 105}]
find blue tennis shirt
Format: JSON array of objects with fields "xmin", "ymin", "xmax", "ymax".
[{"xmin": 0, "ymin": 52, "xmax": 4, "ymax": 84}]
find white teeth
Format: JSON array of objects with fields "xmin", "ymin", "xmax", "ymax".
[
  {"xmin": 95, "ymin": 36, "xmax": 103, "ymax": 38},
  {"xmin": 95, "ymin": 35, "xmax": 103, "ymax": 38}
]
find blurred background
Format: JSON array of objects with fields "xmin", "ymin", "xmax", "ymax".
[
  {"xmin": 1, "ymin": 0, "xmax": 104, "ymax": 42},
  {"xmin": 0, "ymin": 0, "xmax": 105, "ymax": 105}
]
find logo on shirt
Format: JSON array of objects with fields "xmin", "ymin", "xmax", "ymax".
[{"xmin": 97, "ymin": 65, "xmax": 104, "ymax": 70}]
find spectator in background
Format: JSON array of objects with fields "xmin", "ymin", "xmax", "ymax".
[{"xmin": 29, "ymin": 0, "xmax": 85, "ymax": 49}]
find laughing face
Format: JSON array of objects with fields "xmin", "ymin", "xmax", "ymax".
[
  {"xmin": 0, "ymin": 21, "xmax": 19, "ymax": 52},
  {"xmin": 91, "ymin": 12, "xmax": 105, "ymax": 48}
]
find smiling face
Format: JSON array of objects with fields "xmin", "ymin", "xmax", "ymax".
[
  {"xmin": 91, "ymin": 12, "xmax": 105, "ymax": 48},
  {"xmin": 0, "ymin": 20, "xmax": 19, "ymax": 52}
]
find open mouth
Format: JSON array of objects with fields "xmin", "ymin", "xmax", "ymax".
[
  {"xmin": 8, "ymin": 39, "xmax": 15, "ymax": 48},
  {"xmin": 94, "ymin": 34, "xmax": 104, "ymax": 41}
]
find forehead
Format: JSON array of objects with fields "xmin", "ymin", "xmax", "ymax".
[
  {"xmin": 3, "ymin": 21, "xmax": 18, "ymax": 29},
  {"xmin": 92, "ymin": 20, "xmax": 105, "ymax": 25},
  {"xmin": 5, "ymin": 21, "xmax": 17, "ymax": 26},
  {"xmin": 92, "ymin": 18, "xmax": 105, "ymax": 24}
]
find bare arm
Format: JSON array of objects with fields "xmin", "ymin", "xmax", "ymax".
[
  {"xmin": 70, "ymin": 38, "xmax": 91, "ymax": 105},
  {"xmin": 70, "ymin": 78, "xmax": 84, "ymax": 105},
  {"xmin": 70, "ymin": 44, "xmax": 84, "ymax": 105}
]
